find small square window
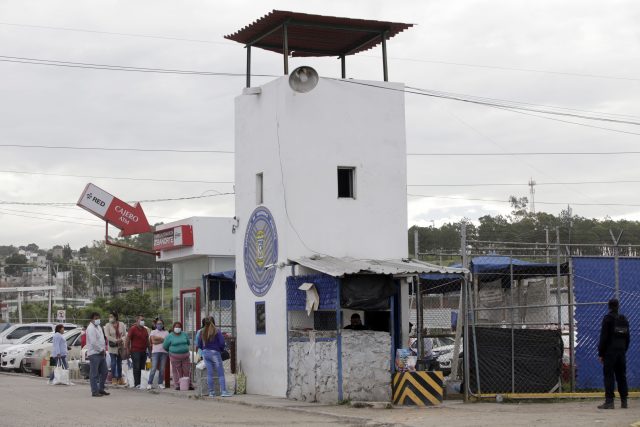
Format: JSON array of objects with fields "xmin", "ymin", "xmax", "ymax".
[
  {"xmin": 256, "ymin": 173, "xmax": 264, "ymax": 205},
  {"xmin": 255, "ymin": 301, "xmax": 266, "ymax": 335},
  {"xmin": 337, "ymin": 167, "xmax": 355, "ymax": 198}
]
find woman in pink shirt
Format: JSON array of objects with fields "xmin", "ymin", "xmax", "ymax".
[{"xmin": 147, "ymin": 319, "xmax": 169, "ymax": 390}]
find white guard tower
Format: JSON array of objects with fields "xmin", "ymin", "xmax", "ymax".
[{"xmin": 227, "ymin": 11, "xmax": 456, "ymax": 402}]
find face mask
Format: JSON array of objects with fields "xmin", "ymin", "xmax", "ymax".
[
  {"xmin": 109, "ymin": 317, "xmax": 115, "ymax": 323},
  {"xmin": 156, "ymin": 324, "xmax": 164, "ymax": 330},
  {"xmin": 94, "ymin": 319, "xmax": 101, "ymax": 326},
  {"xmin": 139, "ymin": 320, "xmax": 145, "ymax": 327},
  {"xmin": 174, "ymin": 328, "xmax": 182, "ymax": 334}
]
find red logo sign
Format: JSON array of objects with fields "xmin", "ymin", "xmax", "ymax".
[
  {"xmin": 153, "ymin": 225, "xmax": 194, "ymax": 251},
  {"xmin": 77, "ymin": 183, "xmax": 151, "ymax": 237}
]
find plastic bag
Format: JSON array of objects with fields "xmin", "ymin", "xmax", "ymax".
[
  {"xmin": 196, "ymin": 360, "xmax": 206, "ymax": 371},
  {"xmin": 105, "ymin": 352, "xmax": 111, "ymax": 369},
  {"xmin": 52, "ymin": 361, "xmax": 70, "ymax": 385}
]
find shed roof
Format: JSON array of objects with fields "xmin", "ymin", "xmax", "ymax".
[
  {"xmin": 292, "ymin": 255, "xmax": 466, "ymax": 278},
  {"xmin": 224, "ymin": 10, "xmax": 413, "ymax": 57}
]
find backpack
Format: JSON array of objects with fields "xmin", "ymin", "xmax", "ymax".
[{"xmin": 613, "ymin": 314, "xmax": 629, "ymax": 338}]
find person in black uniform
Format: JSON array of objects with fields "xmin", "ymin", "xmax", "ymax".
[{"xmin": 597, "ymin": 298, "xmax": 630, "ymax": 409}]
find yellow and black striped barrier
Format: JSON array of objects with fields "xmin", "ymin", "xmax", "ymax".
[{"xmin": 392, "ymin": 371, "xmax": 444, "ymax": 406}]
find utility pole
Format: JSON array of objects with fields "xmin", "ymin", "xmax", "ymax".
[
  {"xmin": 609, "ymin": 229, "xmax": 623, "ymax": 300},
  {"xmin": 413, "ymin": 228, "xmax": 419, "ymax": 259},
  {"xmin": 545, "ymin": 227, "xmax": 550, "ymax": 263},
  {"xmin": 528, "ymin": 178, "xmax": 536, "ymax": 214}
]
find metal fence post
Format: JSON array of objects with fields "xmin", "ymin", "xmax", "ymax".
[
  {"xmin": 510, "ymin": 255, "xmax": 515, "ymax": 394},
  {"xmin": 609, "ymin": 229, "xmax": 623, "ymax": 300},
  {"xmin": 568, "ymin": 257, "xmax": 576, "ymax": 392},
  {"xmin": 556, "ymin": 227, "xmax": 563, "ymax": 392}
]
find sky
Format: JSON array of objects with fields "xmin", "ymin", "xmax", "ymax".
[{"xmin": 0, "ymin": 0, "xmax": 639, "ymax": 249}]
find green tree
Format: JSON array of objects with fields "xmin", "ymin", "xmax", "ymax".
[{"xmin": 3, "ymin": 253, "xmax": 29, "ymax": 276}]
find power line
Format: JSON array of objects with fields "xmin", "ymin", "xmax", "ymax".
[
  {"xmin": 0, "ymin": 207, "xmax": 101, "ymax": 222},
  {"xmin": 408, "ymin": 179, "xmax": 640, "ymax": 187},
  {"xmin": 0, "ymin": 169, "xmax": 233, "ymax": 184},
  {"xmin": 407, "ymin": 193, "xmax": 640, "ymax": 208},
  {"xmin": 0, "ymin": 22, "xmax": 232, "ymax": 45},
  {"xmin": 0, "ymin": 143, "xmax": 234, "ymax": 154},
  {"xmin": 0, "ymin": 55, "xmax": 277, "ymax": 77},
  {"xmin": 2, "ymin": 21, "xmax": 635, "ymax": 84},
  {"xmin": 407, "ymin": 151, "xmax": 640, "ymax": 157},
  {"xmin": 0, "ymin": 209, "xmax": 103, "ymax": 227},
  {"xmin": 0, "ymin": 192, "xmax": 235, "ymax": 206}
]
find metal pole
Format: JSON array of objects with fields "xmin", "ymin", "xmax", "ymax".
[
  {"xmin": 283, "ymin": 24, "xmax": 289, "ymax": 75},
  {"xmin": 246, "ymin": 45, "xmax": 251, "ymax": 88},
  {"xmin": 18, "ymin": 292, "xmax": 23, "ymax": 323},
  {"xmin": 556, "ymin": 227, "xmax": 562, "ymax": 329},
  {"xmin": 468, "ymin": 277, "xmax": 481, "ymax": 395},
  {"xmin": 336, "ymin": 279, "xmax": 343, "ymax": 402},
  {"xmin": 48, "ymin": 289, "xmax": 52, "ymax": 322},
  {"xmin": 462, "ymin": 275, "xmax": 470, "ymax": 401},
  {"xmin": 161, "ymin": 266, "xmax": 165, "ymax": 310},
  {"xmin": 609, "ymin": 229, "xmax": 623, "ymax": 300},
  {"xmin": 381, "ymin": 31, "xmax": 389, "ymax": 81},
  {"xmin": 568, "ymin": 257, "xmax": 576, "ymax": 392},
  {"xmin": 414, "ymin": 228, "xmax": 419, "ymax": 259},
  {"xmin": 510, "ymin": 255, "xmax": 515, "ymax": 394},
  {"xmin": 416, "ymin": 277, "xmax": 424, "ymax": 361},
  {"xmin": 452, "ymin": 222, "xmax": 467, "ymax": 382},
  {"xmin": 340, "ymin": 55, "xmax": 346, "ymax": 79},
  {"xmin": 545, "ymin": 227, "xmax": 550, "ymax": 263}
]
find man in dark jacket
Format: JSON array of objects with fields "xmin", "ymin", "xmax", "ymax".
[{"xmin": 598, "ymin": 299, "xmax": 630, "ymax": 409}]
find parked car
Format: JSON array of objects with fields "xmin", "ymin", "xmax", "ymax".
[
  {"xmin": 0, "ymin": 323, "xmax": 78, "ymax": 345},
  {"xmin": 0, "ymin": 332, "xmax": 49, "ymax": 363},
  {"xmin": 1, "ymin": 333, "xmax": 53, "ymax": 372},
  {"xmin": 0, "ymin": 323, "xmax": 12, "ymax": 334},
  {"xmin": 434, "ymin": 342, "xmax": 463, "ymax": 376},
  {"xmin": 23, "ymin": 329, "xmax": 83, "ymax": 375}
]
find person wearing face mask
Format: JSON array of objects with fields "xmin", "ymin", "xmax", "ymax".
[
  {"xmin": 104, "ymin": 312, "xmax": 127, "ymax": 386},
  {"xmin": 163, "ymin": 321, "xmax": 193, "ymax": 390},
  {"xmin": 86, "ymin": 312, "xmax": 109, "ymax": 397},
  {"xmin": 146, "ymin": 319, "xmax": 169, "ymax": 390},
  {"xmin": 126, "ymin": 314, "xmax": 150, "ymax": 389}
]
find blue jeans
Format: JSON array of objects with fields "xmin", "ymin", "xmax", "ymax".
[
  {"xmin": 88, "ymin": 353, "xmax": 107, "ymax": 394},
  {"xmin": 110, "ymin": 353, "xmax": 122, "ymax": 379},
  {"xmin": 148, "ymin": 352, "xmax": 167, "ymax": 386},
  {"xmin": 202, "ymin": 349, "xmax": 226, "ymax": 394},
  {"xmin": 49, "ymin": 356, "xmax": 67, "ymax": 380}
]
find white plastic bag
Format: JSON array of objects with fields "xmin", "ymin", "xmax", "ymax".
[
  {"xmin": 126, "ymin": 369, "xmax": 135, "ymax": 388},
  {"xmin": 196, "ymin": 360, "xmax": 205, "ymax": 370},
  {"xmin": 105, "ymin": 352, "xmax": 111, "ymax": 369},
  {"xmin": 52, "ymin": 362, "xmax": 70, "ymax": 385}
]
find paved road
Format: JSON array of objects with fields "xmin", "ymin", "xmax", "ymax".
[
  {"xmin": 2, "ymin": 373, "xmax": 640, "ymax": 427},
  {"xmin": 0, "ymin": 374, "xmax": 351, "ymax": 427}
]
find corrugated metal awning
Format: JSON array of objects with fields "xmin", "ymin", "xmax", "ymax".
[
  {"xmin": 292, "ymin": 255, "xmax": 466, "ymax": 278},
  {"xmin": 225, "ymin": 10, "xmax": 413, "ymax": 57}
]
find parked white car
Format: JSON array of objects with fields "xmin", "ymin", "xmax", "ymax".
[
  {"xmin": 1, "ymin": 333, "xmax": 53, "ymax": 372},
  {"xmin": 0, "ymin": 323, "xmax": 77, "ymax": 345},
  {"xmin": 0, "ymin": 332, "xmax": 48, "ymax": 355},
  {"xmin": 23, "ymin": 329, "xmax": 84, "ymax": 374}
]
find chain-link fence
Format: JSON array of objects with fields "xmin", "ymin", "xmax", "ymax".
[{"xmin": 416, "ymin": 232, "xmax": 640, "ymax": 398}]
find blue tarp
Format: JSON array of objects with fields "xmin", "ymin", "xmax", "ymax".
[
  {"xmin": 204, "ymin": 270, "xmax": 236, "ymax": 281},
  {"xmin": 573, "ymin": 257, "xmax": 640, "ymax": 390}
]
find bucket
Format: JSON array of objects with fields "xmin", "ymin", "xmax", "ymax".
[{"xmin": 179, "ymin": 377, "xmax": 190, "ymax": 391}]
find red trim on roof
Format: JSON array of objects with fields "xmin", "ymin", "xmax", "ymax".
[{"xmin": 225, "ymin": 10, "xmax": 413, "ymax": 57}]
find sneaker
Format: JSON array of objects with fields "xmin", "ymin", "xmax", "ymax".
[
  {"xmin": 134, "ymin": 385, "xmax": 141, "ymax": 389},
  {"xmin": 621, "ymin": 400, "xmax": 628, "ymax": 409},
  {"xmin": 220, "ymin": 391, "xmax": 233, "ymax": 397},
  {"xmin": 146, "ymin": 384, "xmax": 152, "ymax": 390},
  {"xmin": 158, "ymin": 384, "xmax": 165, "ymax": 390},
  {"xmin": 92, "ymin": 393, "xmax": 103, "ymax": 397},
  {"xmin": 208, "ymin": 392, "xmax": 217, "ymax": 398},
  {"xmin": 598, "ymin": 402, "xmax": 614, "ymax": 410}
]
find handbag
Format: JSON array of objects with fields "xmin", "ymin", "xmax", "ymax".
[
  {"xmin": 221, "ymin": 349, "xmax": 230, "ymax": 361},
  {"xmin": 52, "ymin": 359, "xmax": 70, "ymax": 385}
]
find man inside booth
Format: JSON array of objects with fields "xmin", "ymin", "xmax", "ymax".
[{"xmin": 344, "ymin": 313, "xmax": 368, "ymax": 330}]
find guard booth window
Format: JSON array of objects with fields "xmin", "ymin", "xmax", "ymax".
[{"xmin": 337, "ymin": 167, "xmax": 355, "ymax": 198}]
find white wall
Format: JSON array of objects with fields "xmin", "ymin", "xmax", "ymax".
[
  {"xmin": 235, "ymin": 75, "xmax": 407, "ymax": 397},
  {"xmin": 156, "ymin": 217, "xmax": 235, "ymax": 262}
]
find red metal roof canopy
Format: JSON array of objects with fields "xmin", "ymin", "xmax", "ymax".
[
  {"xmin": 226, "ymin": 10, "xmax": 413, "ymax": 86},
  {"xmin": 225, "ymin": 10, "xmax": 413, "ymax": 58}
]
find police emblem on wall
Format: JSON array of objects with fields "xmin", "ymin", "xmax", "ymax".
[{"xmin": 243, "ymin": 206, "xmax": 279, "ymax": 297}]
